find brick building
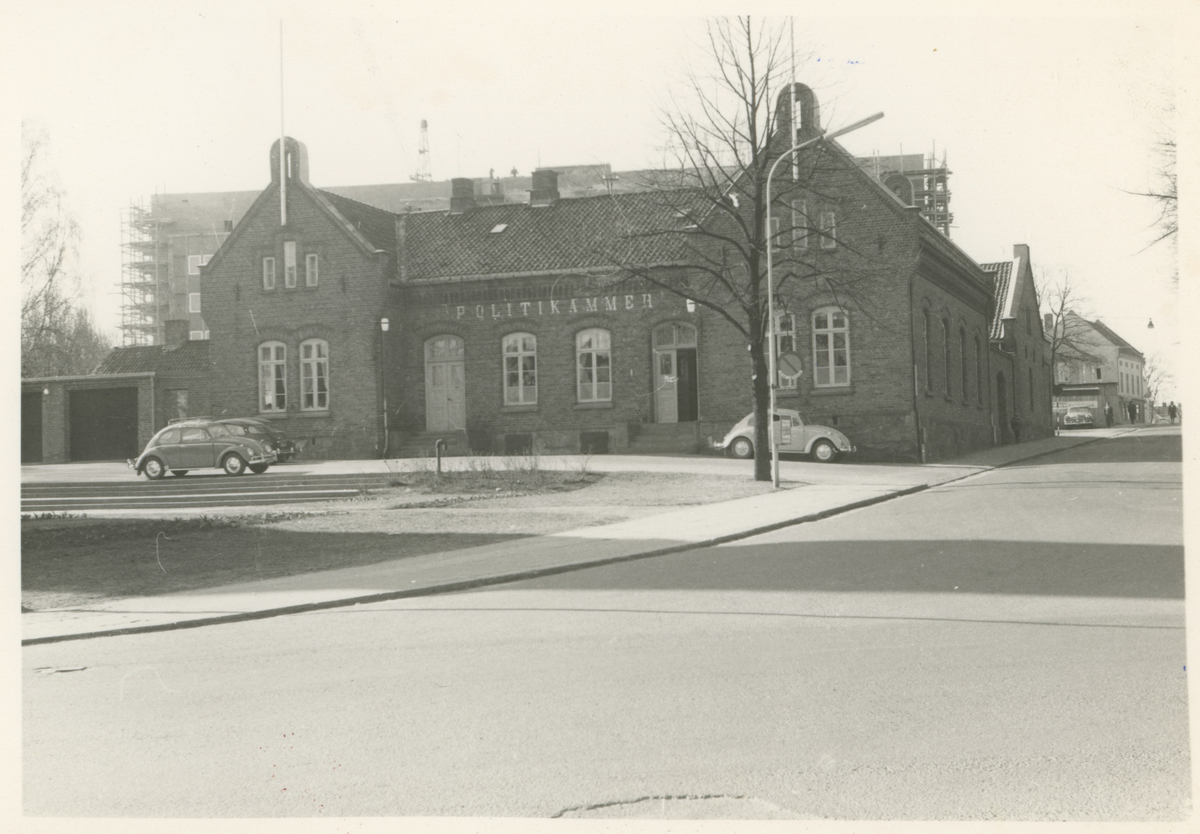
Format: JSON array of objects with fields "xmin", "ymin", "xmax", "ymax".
[
  {"xmin": 1051, "ymin": 313, "xmax": 1147, "ymax": 425},
  {"xmin": 981, "ymin": 245, "xmax": 1055, "ymax": 443},
  {"xmin": 186, "ymin": 83, "xmax": 1023, "ymax": 463},
  {"xmin": 20, "ymin": 320, "xmax": 211, "ymax": 464}
]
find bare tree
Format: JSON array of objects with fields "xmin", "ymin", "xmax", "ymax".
[
  {"xmin": 1035, "ymin": 268, "xmax": 1099, "ymax": 384},
  {"xmin": 21, "ymin": 123, "xmax": 111, "ymax": 377},
  {"xmin": 1143, "ymin": 352, "xmax": 1173, "ymax": 415},
  {"xmin": 594, "ymin": 17, "xmax": 889, "ymax": 480}
]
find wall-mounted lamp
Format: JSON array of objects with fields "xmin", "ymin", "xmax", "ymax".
[
  {"xmin": 381, "ymin": 317, "xmax": 390, "ymax": 332},
  {"xmin": 1147, "ymin": 319, "xmax": 1155, "ymax": 329},
  {"xmin": 43, "ymin": 388, "xmax": 50, "ymax": 396}
]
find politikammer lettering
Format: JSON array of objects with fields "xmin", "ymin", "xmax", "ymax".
[{"xmin": 444, "ymin": 294, "xmax": 656, "ymax": 320}]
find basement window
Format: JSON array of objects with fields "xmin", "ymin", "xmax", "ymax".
[{"xmin": 490, "ymin": 223, "xmax": 509, "ymax": 234}]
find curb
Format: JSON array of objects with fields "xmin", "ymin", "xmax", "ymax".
[
  {"xmin": 24, "ymin": 433, "xmax": 1130, "ymax": 647},
  {"xmin": 23, "ymin": 482, "xmax": 934, "ymax": 647}
]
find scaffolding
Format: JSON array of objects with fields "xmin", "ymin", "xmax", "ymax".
[
  {"xmin": 119, "ymin": 201, "xmax": 172, "ymax": 346},
  {"xmin": 860, "ymin": 147, "xmax": 954, "ymax": 237}
]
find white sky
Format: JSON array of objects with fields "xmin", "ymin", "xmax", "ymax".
[{"xmin": 11, "ymin": 0, "xmax": 1193, "ymax": 401}]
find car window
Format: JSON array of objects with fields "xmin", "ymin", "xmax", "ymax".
[
  {"xmin": 157, "ymin": 428, "xmax": 181, "ymax": 445},
  {"xmin": 208, "ymin": 424, "xmax": 231, "ymax": 438},
  {"xmin": 223, "ymin": 423, "xmax": 248, "ymax": 436},
  {"xmin": 791, "ymin": 416, "xmax": 801, "ymax": 426},
  {"xmin": 180, "ymin": 427, "xmax": 210, "ymax": 442}
]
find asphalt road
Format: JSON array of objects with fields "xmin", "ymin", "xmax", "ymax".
[{"xmin": 22, "ymin": 432, "xmax": 1187, "ymax": 820}]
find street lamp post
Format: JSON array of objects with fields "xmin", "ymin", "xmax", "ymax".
[
  {"xmin": 380, "ymin": 317, "xmax": 390, "ymax": 459},
  {"xmin": 765, "ymin": 111, "xmax": 884, "ymax": 487}
]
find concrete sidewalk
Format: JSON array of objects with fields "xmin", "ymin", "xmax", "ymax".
[{"xmin": 22, "ymin": 430, "xmax": 1125, "ymax": 645}]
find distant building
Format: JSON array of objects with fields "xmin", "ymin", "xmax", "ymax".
[{"xmin": 1051, "ymin": 313, "xmax": 1147, "ymax": 424}]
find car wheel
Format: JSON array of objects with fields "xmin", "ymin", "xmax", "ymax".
[
  {"xmin": 730, "ymin": 437, "xmax": 754, "ymax": 459},
  {"xmin": 142, "ymin": 457, "xmax": 166, "ymax": 480},
  {"xmin": 222, "ymin": 453, "xmax": 247, "ymax": 476},
  {"xmin": 811, "ymin": 439, "xmax": 838, "ymax": 463},
  {"xmin": 169, "ymin": 470, "xmax": 189, "ymax": 477},
  {"xmin": 249, "ymin": 463, "xmax": 269, "ymax": 474}
]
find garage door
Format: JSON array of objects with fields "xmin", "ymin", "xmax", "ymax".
[
  {"xmin": 69, "ymin": 388, "xmax": 139, "ymax": 461},
  {"xmin": 22, "ymin": 391, "xmax": 43, "ymax": 463}
]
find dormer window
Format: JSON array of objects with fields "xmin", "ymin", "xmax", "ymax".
[{"xmin": 490, "ymin": 223, "xmax": 508, "ymax": 234}]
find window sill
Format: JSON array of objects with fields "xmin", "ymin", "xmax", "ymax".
[
  {"xmin": 574, "ymin": 401, "xmax": 614, "ymax": 410},
  {"xmin": 810, "ymin": 385, "xmax": 854, "ymax": 396},
  {"xmin": 258, "ymin": 411, "xmax": 333, "ymax": 420},
  {"xmin": 501, "ymin": 404, "xmax": 538, "ymax": 413}
]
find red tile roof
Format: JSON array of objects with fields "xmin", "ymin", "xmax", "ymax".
[
  {"xmin": 96, "ymin": 341, "xmax": 211, "ymax": 375},
  {"xmin": 980, "ymin": 260, "xmax": 1013, "ymax": 340},
  {"xmin": 396, "ymin": 190, "xmax": 707, "ymax": 280}
]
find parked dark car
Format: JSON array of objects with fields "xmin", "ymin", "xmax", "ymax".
[
  {"xmin": 131, "ymin": 420, "xmax": 277, "ymax": 479},
  {"xmin": 217, "ymin": 418, "xmax": 296, "ymax": 462}
]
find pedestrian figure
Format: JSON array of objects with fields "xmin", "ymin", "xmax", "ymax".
[
  {"xmin": 1128, "ymin": 402, "xmax": 1137, "ymax": 424},
  {"xmin": 1104, "ymin": 404, "xmax": 1113, "ymax": 427},
  {"xmin": 1010, "ymin": 414, "xmax": 1022, "ymax": 443},
  {"xmin": 1168, "ymin": 402, "xmax": 1177, "ymax": 424}
]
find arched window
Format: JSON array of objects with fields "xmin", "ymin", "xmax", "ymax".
[
  {"xmin": 812, "ymin": 307, "xmax": 850, "ymax": 387},
  {"xmin": 975, "ymin": 336, "xmax": 983, "ymax": 404},
  {"xmin": 258, "ymin": 341, "xmax": 286, "ymax": 412},
  {"xmin": 300, "ymin": 338, "xmax": 329, "ymax": 411},
  {"xmin": 922, "ymin": 309, "xmax": 933, "ymax": 391},
  {"xmin": 942, "ymin": 317, "xmax": 952, "ymax": 395},
  {"xmin": 576, "ymin": 328, "xmax": 612, "ymax": 402},
  {"xmin": 503, "ymin": 333, "xmax": 537, "ymax": 405},
  {"xmin": 959, "ymin": 327, "xmax": 968, "ymax": 401}
]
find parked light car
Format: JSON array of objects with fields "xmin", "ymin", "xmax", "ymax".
[
  {"xmin": 715, "ymin": 408, "xmax": 854, "ymax": 462},
  {"xmin": 130, "ymin": 419, "xmax": 277, "ymax": 479},
  {"xmin": 1062, "ymin": 405, "xmax": 1095, "ymax": 429}
]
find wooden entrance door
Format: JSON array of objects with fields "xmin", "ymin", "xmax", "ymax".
[
  {"xmin": 425, "ymin": 336, "xmax": 465, "ymax": 431},
  {"xmin": 652, "ymin": 322, "xmax": 698, "ymax": 423}
]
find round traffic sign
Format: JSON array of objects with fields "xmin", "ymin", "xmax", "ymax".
[{"xmin": 778, "ymin": 352, "xmax": 803, "ymax": 378}]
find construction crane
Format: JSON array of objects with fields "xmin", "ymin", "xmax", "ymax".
[{"xmin": 410, "ymin": 119, "xmax": 432, "ymax": 182}]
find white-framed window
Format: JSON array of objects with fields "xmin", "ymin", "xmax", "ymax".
[
  {"xmin": 189, "ymin": 292, "xmax": 201, "ymax": 313},
  {"xmin": 576, "ymin": 328, "xmax": 612, "ymax": 402},
  {"xmin": 812, "ymin": 307, "xmax": 850, "ymax": 387},
  {"xmin": 305, "ymin": 253, "xmax": 319, "ymax": 287},
  {"xmin": 189, "ymin": 330, "xmax": 205, "ymax": 341},
  {"xmin": 258, "ymin": 341, "xmax": 287, "ymax": 412},
  {"xmin": 300, "ymin": 338, "xmax": 329, "ymax": 411},
  {"xmin": 187, "ymin": 254, "xmax": 210, "ymax": 275},
  {"xmin": 792, "ymin": 200, "xmax": 808, "ymax": 249},
  {"xmin": 263, "ymin": 257, "xmax": 276, "ymax": 290},
  {"xmin": 284, "ymin": 241, "xmax": 297, "ymax": 288},
  {"xmin": 774, "ymin": 313, "xmax": 797, "ymax": 389},
  {"xmin": 503, "ymin": 332, "xmax": 537, "ymax": 405},
  {"xmin": 820, "ymin": 211, "xmax": 837, "ymax": 249}
]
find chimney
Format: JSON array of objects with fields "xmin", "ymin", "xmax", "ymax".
[
  {"xmin": 163, "ymin": 319, "xmax": 190, "ymax": 348},
  {"xmin": 449, "ymin": 178, "xmax": 476, "ymax": 214},
  {"xmin": 530, "ymin": 169, "xmax": 560, "ymax": 207}
]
